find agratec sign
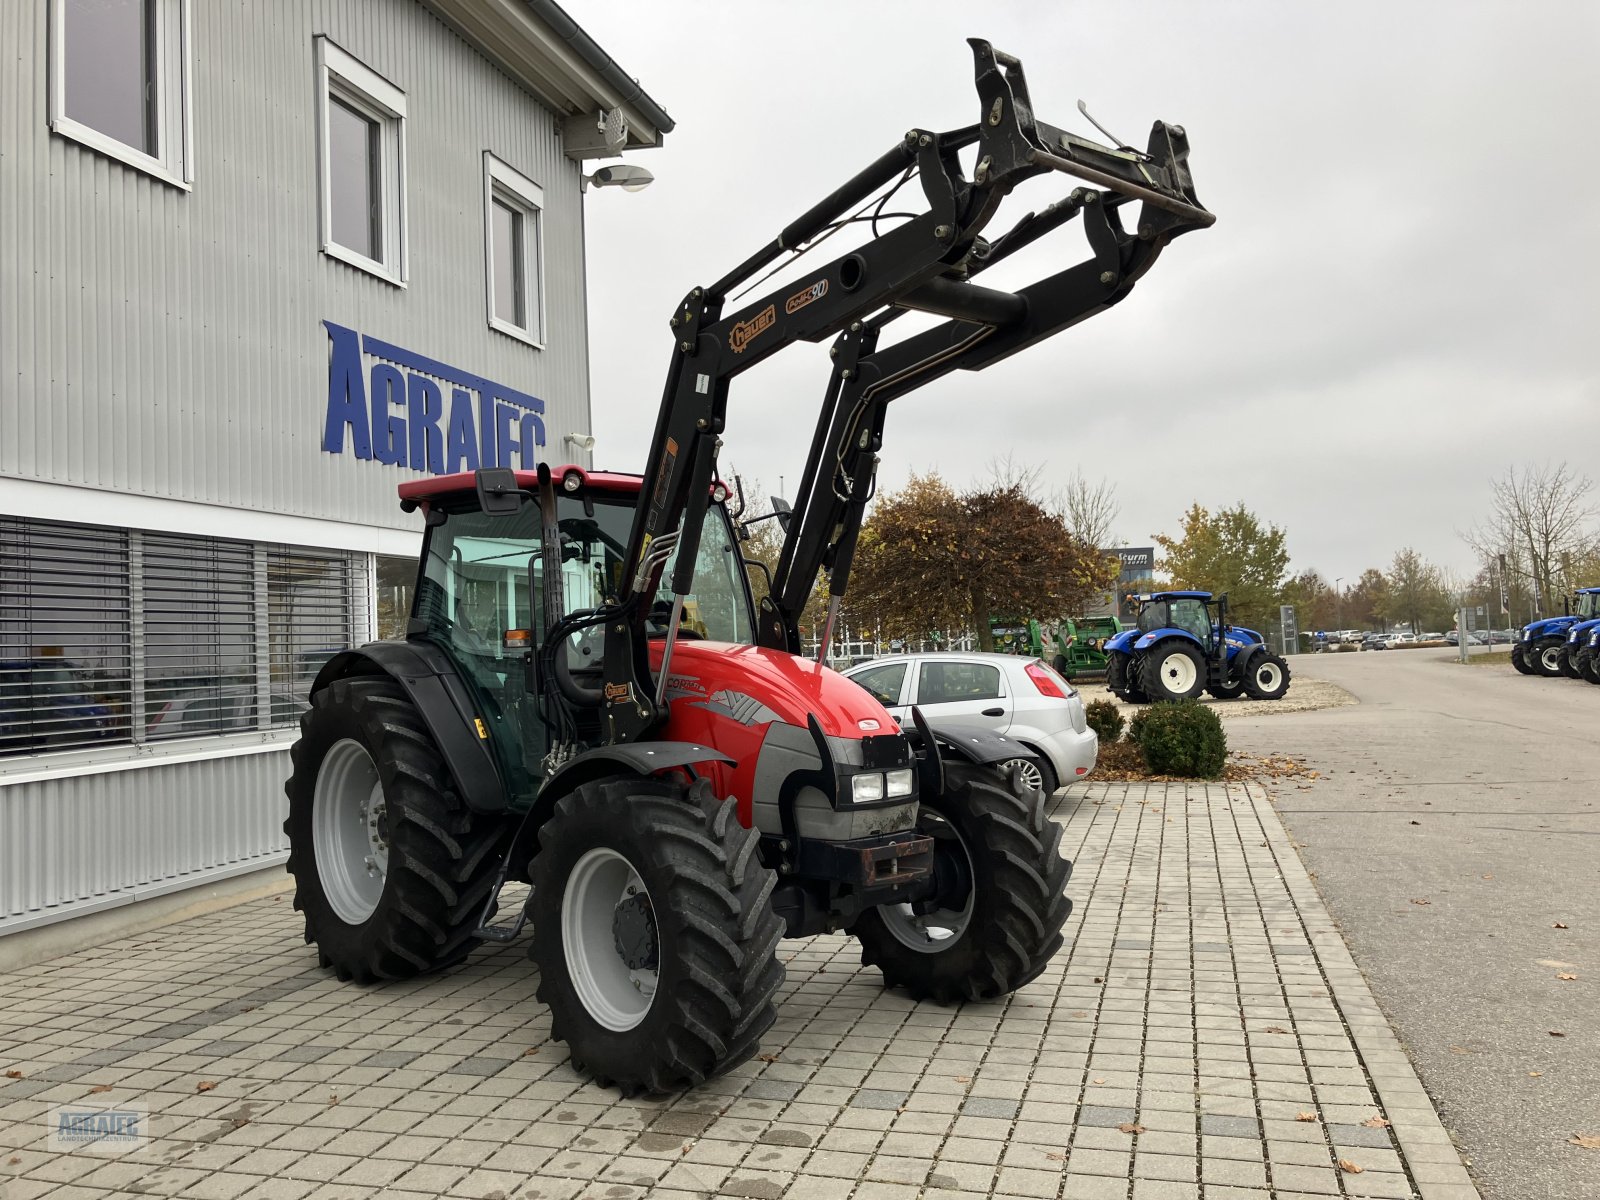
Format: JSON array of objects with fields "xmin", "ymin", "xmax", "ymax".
[{"xmin": 321, "ymin": 321, "xmax": 546, "ymax": 474}]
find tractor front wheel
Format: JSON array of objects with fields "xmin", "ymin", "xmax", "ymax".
[
  {"xmin": 1510, "ymin": 642, "xmax": 1534, "ymax": 674},
  {"xmin": 1531, "ymin": 637, "xmax": 1566, "ymax": 677},
  {"xmin": 528, "ymin": 776, "xmax": 785, "ymax": 1094},
  {"xmin": 1573, "ymin": 645, "xmax": 1596, "ymax": 683},
  {"xmin": 1558, "ymin": 645, "xmax": 1583, "ymax": 678},
  {"xmin": 284, "ymin": 677, "xmax": 510, "ymax": 983},
  {"xmin": 1206, "ymin": 680, "xmax": 1247, "ymax": 700},
  {"xmin": 1141, "ymin": 640, "xmax": 1207, "ymax": 702},
  {"xmin": 852, "ymin": 762, "xmax": 1071, "ymax": 1005},
  {"xmin": 1242, "ymin": 652, "xmax": 1292, "ymax": 700}
]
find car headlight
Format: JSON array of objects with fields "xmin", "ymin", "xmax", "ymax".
[{"xmin": 851, "ymin": 772, "xmax": 886, "ymax": 803}]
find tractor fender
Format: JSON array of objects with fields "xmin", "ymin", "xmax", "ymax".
[
  {"xmin": 1133, "ymin": 626, "xmax": 1199, "ymax": 652},
  {"xmin": 905, "ymin": 713, "xmax": 1035, "ymax": 766},
  {"xmin": 312, "ymin": 643, "xmax": 507, "ymax": 814},
  {"xmin": 1102, "ymin": 629, "xmax": 1141, "ymax": 655},
  {"xmin": 509, "ymin": 742, "xmax": 737, "ymax": 870}
]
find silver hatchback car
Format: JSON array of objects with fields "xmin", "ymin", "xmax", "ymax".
[{"xmin": 843, "ymin": 651, "xmax": 1097, "ymax": 794}]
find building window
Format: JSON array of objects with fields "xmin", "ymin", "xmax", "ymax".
[
  {"xmin": 315, "ymin": 38, "xmax": 406, "ymax": 284},
  {"xmin": 0, "ymin": 516, "xmax": 370, "ymax": 764},
  {"xmin": 375, "ymin": 555, "xmax": 415, "ymax": 641},
  {"xmin": 484, "ymin": 153, "xmax": 545, "ymax": 346},
  {"xmin": 48, "ymin": 0, "xmax": 191, "ymax": 188}
]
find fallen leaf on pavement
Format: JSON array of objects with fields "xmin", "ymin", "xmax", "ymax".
[
  {"xmin": 4, "ymin": 1070, "xmax": 22, "ymax": 1080},
  {"xmin": 1117, "ymin": 1123, "xmax": 1145, "ymax": 1134},
  {"xmin": 1549, "ymin": 1031, "xmax": 1567, "ymax": 1038},
  {"xmin": 328, "ymin": 1093, "xmax": 339, "ymax": 1106},
  {"xmin": 1569, "ymin": 1135, "xmax": 1600, "ymax": 1150},
  {"xmin": 87, "ymin": 1084, "xmax": 112, "ymax": 1094},
  {"xmin": 1362, "ymin": 1116, "xmax": 1391, "ymax": 1128},
  {"xmin": 1529, "ymin": 1071, "xmax": 1544, "ymax": 1078},
  {"xmin": 7, "ymin": 1156, "xmax": 20, "ymax": 1165},
  {"xmin": 1092, "ymin": 1078, "xmax": 1106, "ymax": 1085},
  {"xmin": 757, "ymin": 1053, "xmax": 780, "ymax": 1063},
  {"xmin": 1339, "ymin": 1159, "xmax": 1364, "ymax": 1174},
  {"xmin": 954, "ymin": 1075, "xmax": 971, "ymax": 1083},
  {"xmin": 229, "ymin": 1116, "xmax": 249, "ymax": 1130},
  {"xmin": 1409, "ymin": 820, "xmax": 1420, "ymax": 826},
  {"xmin": 1263, "ymin": 1026, "xmax": 1290, "ymax": 1035},
  {"xmin": 1295, "ymin": 1112, "xmax": 1318, "ymax": 1122},
  {"xmin": 1558, "ymin": 973, "xmax": 1577, "ymax": 981},
  {"xmin": 1409, "ymin": 898, "xmax": 1431, "ymax": 905},
  {"xmin": 196, "ymin": 1081, "xmax": 217, "ymax": 1092},
  {"xmin": 1554, "ymin": 922, "xmax": 1569, "ymax": 929},
  {"xmin": 522, "ymin": 1047, "xmax": 539, "ymax": 1057},
  {"xmin": 1045, "ymin": 1150, "xmax": 1065, "ymax": 1162}
]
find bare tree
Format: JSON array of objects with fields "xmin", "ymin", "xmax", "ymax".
[
  {"xmin": 1466, "ymin": 463, "xmax": 1599, "ymax": 615},
  {"xmin": 1057, "ymin": 469, "xmax": 1120, "ymax": 551}
]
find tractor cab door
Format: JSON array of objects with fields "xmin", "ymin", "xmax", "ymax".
[{"xmin": 1168, "ymin": 599, "xmax": 1216, "ymax": 652}]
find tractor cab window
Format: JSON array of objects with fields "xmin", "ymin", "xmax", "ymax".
[
  {"xmin": 1577, "ymin": 592, "xmax": 1598, "ymax": 619},
  {"xmin": 1169, "ymin": 598, "xmax": 1213, "ymax": 643},
  {"xmin": 653, "ymin": 509, "xmax": 754, "ymax": 645},
  {"xmin": 1136, "ymin": 601, "xmax": 1170, "ymax": 634}
]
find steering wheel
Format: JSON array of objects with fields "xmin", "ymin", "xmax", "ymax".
[{"xmin": 647, "ymin": 599, "xmax": 705, "ymax": 639}]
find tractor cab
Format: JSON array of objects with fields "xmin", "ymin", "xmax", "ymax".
[{"xmin": 394, "ymin": 467, "xmax": 755, "ymax": 805}]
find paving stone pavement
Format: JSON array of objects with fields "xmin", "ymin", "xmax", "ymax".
[{"xmin": 0, "ymin": 782, "xmax": 1480, "ymax": 1200}]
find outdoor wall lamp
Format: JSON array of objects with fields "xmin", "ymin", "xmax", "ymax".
[{"xmin": 581, "ymin": 164, "xmax": 654, "ymax": 193}]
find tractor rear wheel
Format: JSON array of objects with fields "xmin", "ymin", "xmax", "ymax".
[
  {"xmin": 1242, "ymin": 652, "xmax": 1291, "ymax": 700},
  {"xmin": 284, "ymin": 677, "xmax": 510, "ymax": 983},
  {"xmin": 528, "ymin": 775, "xmax": 784, "ymax": 1094},
  {"xmin": 1531, "ymin": 637, "xmax": 1566, "ymax": 677},
  {"xmin": 1510, "ymin": 642, "xmax": 1534, "ymax": 674},
  {"xmin": 1141, "ymin": 640, "xmax": 1206, "ymax": 702},
  {"xmin": 852, "ymin": 762, "xmax": 1071, "ymax": 1005}
]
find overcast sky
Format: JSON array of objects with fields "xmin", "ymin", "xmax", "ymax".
[{"xmin": 573, "ymin": 1, "xmax": 1599, "ymax": 586}]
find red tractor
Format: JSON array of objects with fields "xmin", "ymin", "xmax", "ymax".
[{"xmin": 285, "ymin": 40, "xmax": 1213, "ymax": 1093}]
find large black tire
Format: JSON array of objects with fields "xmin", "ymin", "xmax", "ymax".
[
  {"xmin": 1107, "ymin": 651, "xmax": 1150, "ymax": 704},
  {"xmin": 1511, "ymin": 642, "xmax": 1534, "ymax": 674},
  {"xmin": 1530, "ymin": 637, "xmax": 1566, "ymax": 677},
  {"xmin": 1206, "ymin": 680, "xmax": 1247, "ymax": 700},
  {"xmin": 284, "ymin": 677, "xmax": 510, "ymax": 983},
  {"xmin": 528, "ymin": 776, "xmax": 784, "ymax": 1094},
  {"xmin": 1052, "ymin": 654, "xmax": 1073, "ymax": 682},
  {"xmin": 1242, "ymin": 651, "xmax": 1292, "ymax": 700},
  {"xmin": 852, "ymin": 762, "xmax": 1071, "ymax": 1005},
  {"xmin": 1573, "ymin": 645, "xmax": 1596, "ymax": 683},
  {"xmin": 1140, "ymin": 639, "xmax": 1207, "ymax": 702},
  {"xmin": 1558, "ymin": 644, "xmax": 1583, "ymax": 679}
]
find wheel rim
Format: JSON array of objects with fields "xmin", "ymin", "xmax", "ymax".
[
  {"xmin": 1001, "ymin": 757, "xmax": 1044, "ymax": 793},
  {"xmin": 1255, "ymin": 662, "xmax": 1283, "ymax": 692},
  {"xmin": 877, "ymin": 814, "xmax": 976, "ymax": 954},
  {"xmin": 1159, "ymin": 650, "xmax": 1197, "ymax": 694},
  {"xmin": 561, "ymin": 847, "xmax": 658, "ymax": 1032},
  {"xmin": 312, "ymin": 739, "xmax": 388, "ymax": 926},
  {"xmin": 1541, "ymin": 646, "xmax": 1563, "ymax": 673}
]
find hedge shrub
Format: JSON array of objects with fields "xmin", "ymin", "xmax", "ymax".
[
  {"xmin": 1129, "ymin": 699, "xmax": 1227, "ymax": 779},
  {"xmin": 1083, "ymin": 698, "xmax": 1125, "ymax": 744}
]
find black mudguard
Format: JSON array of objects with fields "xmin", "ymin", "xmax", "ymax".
[{"xmin": 312, "ymin": 642, "xmax": 508, "ymax": 814}]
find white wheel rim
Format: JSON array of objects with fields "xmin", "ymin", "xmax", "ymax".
[
  {"xmin": 312, "ymin": 739, "xmax": 387, "ymax": 925},
  {"xmin": 1159, "ymin": 651, "xmax": 1198, "ymax": 694},
  {"xmin": 878, "ymin": 815, "xmax": 976, "ymax": 954},
  {"xmin": 561, "ymin": 847, "xmax": 657, "ymax": 1032},
  {"xmin": 1255, "ymin": 662, "xmax": 1283, "ymax": 691},
  {"xmin": 1542, "ymin": 646, "xmax": 1563, "ymax": 672},
  {"xmin": 1002, "ymin": 758, "xmax": 1044, "ymax": 793}
]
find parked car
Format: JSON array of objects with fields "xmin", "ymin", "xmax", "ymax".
[
  {"xmin": 0, "ymin": 658, "xmax": 118, "ymax": 754},
  {"xmin": 1360, "ymin": 633, "xmax": 1387, "ymax": 651},
  {"xmin": 843, "ymin": 651, "xmax": 1096, "ymax": 794}
]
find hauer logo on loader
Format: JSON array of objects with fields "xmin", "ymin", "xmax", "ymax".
[{"xmin": 283, "ymin": 37, "xmax": 1214, "ymax": 1096}]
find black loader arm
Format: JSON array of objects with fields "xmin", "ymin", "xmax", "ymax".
[{"xmin": 600, "ymin": 38, "xmax": 1213, "ymax": 741}]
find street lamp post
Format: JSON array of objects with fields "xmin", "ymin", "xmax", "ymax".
[{"xmin": 1334, "ymin": 577, "xmax": 1344, "ymax": 632}]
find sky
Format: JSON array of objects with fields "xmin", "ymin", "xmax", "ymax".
[{"xmin": 571, "ymin": 0, "xmax": 1599, "ymax": 586}]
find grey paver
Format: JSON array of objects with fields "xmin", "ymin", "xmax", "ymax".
[{"xmin": 0, "ymin": 781, "xmax": 1477, "ymax": 1200}]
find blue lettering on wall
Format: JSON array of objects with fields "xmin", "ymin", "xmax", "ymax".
[{"xmin": 322, "ymin": 320, "xmax": 546, "ymax": 474}]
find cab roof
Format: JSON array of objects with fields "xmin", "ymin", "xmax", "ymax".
[
  {"xmin": 1140, "ymin": 590, "xmax": 1212, "ymax": 601},
  {"xmin": 397, "ymin": 465, "xmax": 643, "ymax": 504}
]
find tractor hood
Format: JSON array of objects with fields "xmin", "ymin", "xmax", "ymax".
[
  {"xmin": 1523, "ymin": 615, "xmax": 1580, "ymax": 640},
  {"xmin": 650, "ymin": 640, "xmax": 896, "ymax": 740},
  {"xmin": 1565, "ymin": 617, "xmax": 1600, "ymax": 643}
]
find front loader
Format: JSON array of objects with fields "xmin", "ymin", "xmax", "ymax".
[{"xmin": 284, "ymin": 39, "xmax": 1214, "ymax": 1094}]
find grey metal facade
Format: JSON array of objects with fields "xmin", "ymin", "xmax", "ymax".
[
  {"xmin": 0, "ymin": 0, "xmax": 666, "ymax": 934},
  {"xmin": 0, "ymin": 0, "xmax": 592, "ymax": 529}
]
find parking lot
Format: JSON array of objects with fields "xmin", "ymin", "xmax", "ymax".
[{"xmin": 1, "ymin": 779, "xmax": 1477, "ymax": 1200}]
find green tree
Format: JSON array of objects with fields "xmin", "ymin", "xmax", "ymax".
[
  {"xmin": 1343, "ymin": 568, "xmax": 1389, "ymax": 631},
  {"xmin": 1152, "ymin": 503, "xmax": 1290, "ymax": 632},
  {"xmin": 1381, "ymin": 548, "xmax": 1453, "ymax": 632},
  {"xmin": 851, "ymin": 471, "xmax": 1115, "ymax": 651}
]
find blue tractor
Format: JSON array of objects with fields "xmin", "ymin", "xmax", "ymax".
[
  {"xmin": 1104, "ymin": 591, "xmax": 1291, "ymax": 704},
  {"xmin": 1510, "ymin": 587, "xmax": 1600, "ymax": 677},
  {"xmin": 1580, "ymin": 624, "xmax": 1600, "ymax": 685}
]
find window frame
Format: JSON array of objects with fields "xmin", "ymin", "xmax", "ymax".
[
  {"xmin": 47, "ymin": 0, "xmax": 193, "ymax": 190},
  {"xmin": 315, "ymin": 37, "xmax": 407, "ymax": 286},
  {"xmin": 483, "ymin": 152, "xmax": 546, "ymax": 348}
]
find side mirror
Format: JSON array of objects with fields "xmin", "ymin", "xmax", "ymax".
[
  {"xmin": 475, "ymin": 467, "xmax": 523, "ymax": 516},
  {"xmin": 771, "ymin": 496, "xmax": 793, "ymax": 534}
]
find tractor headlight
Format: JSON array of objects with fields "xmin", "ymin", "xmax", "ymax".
[
  {"xmin": 885, "ymin": 768, "xmax": 915, "ymax": 798},
  {"xmin": 851, "ymin": 772, "xmax": 886, "ymax": 803}
]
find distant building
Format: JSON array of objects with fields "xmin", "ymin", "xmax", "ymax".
[
  {"xmin": 1087, "ymin": 546, "xmax": 1156, "ymax": 620},
  {"xmin": 0, "ymin": 0, "xmax": 670, "ymax": 936}
]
